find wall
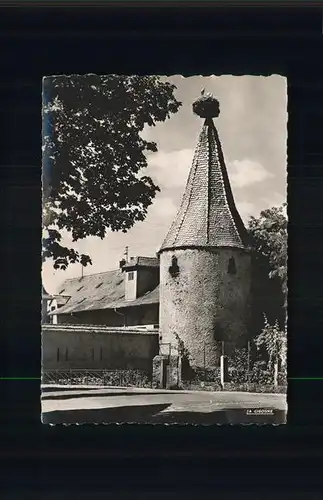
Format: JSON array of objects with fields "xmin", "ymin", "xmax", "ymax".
[
  {"xmin": 125, "ymin": 267, "xmax": 159, "ymax": 301},
  {"xmin": 57, "ymin": 308, "xmax": 125, "ymax": 326},
  {"xmin": 125, "ymin": 304, "xmax": 159, "ymax": 327},
  {"xmin": 125, "ymin": 269, "xmax": 137, "ymax": 301},
  {"xmin": 159, "ymin": 247, "xmax": 251, "ymax": 369},
  {"xmin": 137, "ymin": 267, "xmax": 159, "ymax": 298},
  {"xmin": 42, "ymin": 298, "xmax": 49, "ymax": 324},
  {"xmin": 56, "ymin": 304, "xmax": 159, "ymax": 327},
  {"xmin": 42, "ymin": 326, "xmax": 159, "ymax": 372}
]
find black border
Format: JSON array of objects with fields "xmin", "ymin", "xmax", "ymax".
[{"xmin": 1, "ymin": 2, "xmax": 323, "ymax": 494}]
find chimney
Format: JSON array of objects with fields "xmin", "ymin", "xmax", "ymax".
[
  {"xmin": 119, "ymin": 258, "xmax": 126, "ymax": 269},
  {"xmin": 124, "ymin": 246, "xmax": 129, "ymax": 263}
]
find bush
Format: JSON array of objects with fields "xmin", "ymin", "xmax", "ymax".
[
  {"xmin": 43, "ymin": 369, "xmax": 151, "ymax": 388},
  {"xmin": 224, "ymin": 383, "xmax": 286, "ymax": 394},
  {"xmin": 181, "ymin": 367, "xmax": 222, "ymax": 390},
  {"xmin": 228, "ymin": 348, "xmax": 248, "ymax": 384},
  {"xmin": 249, "ymin": 361, "xmax": 273, "ymax": 386}
]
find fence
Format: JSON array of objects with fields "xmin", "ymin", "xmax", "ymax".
[
  {"xmin": 42, "ymin": 368, "xmax": 152, "ymax": 388},
  {"xmin": 182, "ymin": 340, "xmax": 287, "ymax": 392}
]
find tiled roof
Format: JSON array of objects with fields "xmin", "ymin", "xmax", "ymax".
[
  {"xmin": 53, "ymin": 295, "xmax": 70, "ymax": 307},
  {"xmin": 159, "ymin": 118, "xmax": 250, "ymax": 252},
  {"xmin": 123, "ymin": 256, "xmax": 159, "ymax": 269},
  {"xmin": 50, "ymin": 269, "xmax": 125, "ymax": 315},
  {"xmin": 50, "ymin": 269, "xmax": 159, "ymax": 316},
  {"xmin": 112, "ymin": 285, "xmax": 160, "ymax": 309}
]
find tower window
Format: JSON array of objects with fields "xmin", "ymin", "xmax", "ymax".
[
  {"xmin": 128, "ymin": 271, "xmax": 134, "ymax": 281},
  {"xmin": 169, "ymin": 255, "xmax": 180, "ymax": 278},
  {"xmin": 228, "ymin": 257, "xmax": 236, "ymax": 275}
]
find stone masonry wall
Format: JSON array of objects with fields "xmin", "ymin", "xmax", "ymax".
[
  {"xmin": 159, "ymin": 248, "xmax": 251, "ymax": 369},
  {"xmin": 42, "ymin": 327, "xmax": 159, "ymax": 372}
]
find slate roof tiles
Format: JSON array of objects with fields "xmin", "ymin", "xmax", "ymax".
[{"xmin": 159, "ymin": 117, "xmax": 250, "ymax": 252}]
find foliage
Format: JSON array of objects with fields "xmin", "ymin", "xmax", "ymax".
[
  {"xmin": 248, "ymin": 203, "xmax": 287, "ymax": 310},
  {"xmin": 249, "ymin": 360, "xmax": 273, "ymax": 386},
  {"xmin": 190, "ymin": 367, "xmax": 220, "ymax": 384},
  {"xmin": 43, "ymin": 369, "xmax": 151, "ymax": 388},
  {"xmin": 255, "ymin": 315, "xmax": 287, "ymax": 372},
  {"xmin": 173, "ymin": 332, "xmax": 191, "ymax": 362},
  {"xmin": 223, "ymin": 383, "xmax": 286, "ymax": 394},
  {"xmin": 42, "ymin": 75, "xmax": 181, "ymax": 270},
  {"xmin": 173, "ymin": 332, "xmax": 195, "ymax": 381},
  {"xmin": 228, "ymin": 347, "xmax": 248, "ymax": 384},
  {"xmin": 248, "ymin": 203, "xmax": 287, "ymax": 331}
]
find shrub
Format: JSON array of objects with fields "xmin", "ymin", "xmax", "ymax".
[
  {"xmin": 249, "ymin": 360, "xmax": 273, "ymax": 386},
  {"xmin": 255, "ymin": 315, "xmax": 287, "ymax": 372},
  {"xmin": 228, "ymin": 348, "xmax": 248, "ymax": 384},
  {"xmin": 43, "ymin": 369, "xmax": 151, "ymax": 388}
]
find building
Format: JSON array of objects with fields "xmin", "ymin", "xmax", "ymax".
[
  {"xmin": 158, "ymin": 93, "xmax": 251, "ymax": 369},
  {"xmin": 45, "ymin": 92, "xmax": 251, "ymax": 373},
  {"xmin": 48, "ymin": 256, "xmax": 159, "ymax": 328},
  {"xmin": 41, "ymin": 286, "xmax": 52, "ymax": 324}
]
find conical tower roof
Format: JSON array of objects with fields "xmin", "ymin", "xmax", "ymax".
[{"xmin": 159, "ymin": 92, "xmax": 250, "ymax": 253}]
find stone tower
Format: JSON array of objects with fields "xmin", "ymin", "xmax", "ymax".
[{"xmin": 158, "ymin": 92, "xmax": 251, "ymax": 370}]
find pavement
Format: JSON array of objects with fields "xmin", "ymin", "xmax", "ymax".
[{"xmin": 41, "ymin": 385, "xmax": 287, "ymax": 425}]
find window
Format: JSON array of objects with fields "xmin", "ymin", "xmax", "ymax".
[
  {"xmin": 228, "ymin": 257, "xmax": 237, "ymax": 275},
  {"xmin": 95, "ymin": 282, "xmax": 103, "ymax": 289},
  {"xmin": 168, "ymin": 255, "xmax": 180, "ymax": 278},
  {"xmin": 128, "ymin": 271, "xmax": 134, "ymax": 281}
]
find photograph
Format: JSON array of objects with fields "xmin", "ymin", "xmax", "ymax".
[{"xmin": 42, "ymin": 74, "xmax": 287, "ymax": 425}]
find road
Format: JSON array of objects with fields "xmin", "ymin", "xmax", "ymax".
[{"xmin": 41, "ymin": 386, "xmax": 287, "ymax": 425}]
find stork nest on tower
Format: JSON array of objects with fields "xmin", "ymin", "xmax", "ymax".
[{"xmin": 192, "ymin": 93, "xmax": 220, "ymax": 119}]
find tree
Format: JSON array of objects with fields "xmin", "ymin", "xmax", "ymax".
[
  {"xmin": 42, "ymin": 75, "xmax": 181, "ymax": 270},
  {"xmin": 255, "ymin": 315, "xmax": 287, "ymax": 372},
  {"xmin": 248, "ymin": 203, "xmax": 287, "ymax": 332}
]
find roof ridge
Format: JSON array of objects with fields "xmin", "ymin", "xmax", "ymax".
[{"xmin": 62, "ymin": 267, "xmax": 121, "ymax": 282}]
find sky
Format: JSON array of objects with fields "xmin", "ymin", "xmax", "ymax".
[{"xmin": 42, "ymin": 75, "xmax": 287, "ymax": 294}]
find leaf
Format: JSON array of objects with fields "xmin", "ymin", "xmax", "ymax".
[{"xmin": 42, "ymin": 75, "xmax": 181, "ymax": 269}]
